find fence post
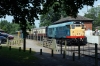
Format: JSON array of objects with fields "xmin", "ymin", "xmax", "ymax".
[
  {"xmin": 73, "ymin": 52, "xmax": 75, "ymax": 61},
  {"xmin": 52, "ymin": 39, "xmax": 57, "ymax": 53},
  {"xmin": 51, "ymin": 49, "xmax": 53, "ymax": 57},
  {"xmin": 9, "ymin": 46, "xmax": 11, "ymax": 50},
  {"xmin": 61, "ymin": 39, "xmax": 63, "ymax": 54},
  {"xmin": 19, "ymin": 47, "xmax": 21, "ymax": 51},
  {"xmin": 0, "ymin": 46, "xmax": 2, "ymax": 49},
  {"xmin": 63, "ymin": 50, "xmax": 65, "ymax": 59},
  {"xmin": 7, "ymin": 38, "xmax": 9, "ymax": 47},
  {"xmin": 15, "ymin": 41, "xmax": 16, "ymax": 45},
  {"xmin": 65, "ymin": 40, "xmax": 67, "ymax": 55},
  {"xmin": 37, "ymin": 33, "xmax": 38, "ymax": 41},
  {"xmin": 29, "ymin": 48, "xmax": 31, "ymax": 53},
  {"xmin": 40, "ymin": 49, "xmax": 42, "ymax": 55},
  {"xmin": 95, "ymin": 43, "xmax": 98, "ymax": 66}
]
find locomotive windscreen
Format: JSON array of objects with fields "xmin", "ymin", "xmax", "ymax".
[
  {"xmin": 73, "ymin": 21, "xmax": 83, "ymax": 24},
  {"xmin": 76, "ymin": 24, "xmax": 80, "ymax": 27}
]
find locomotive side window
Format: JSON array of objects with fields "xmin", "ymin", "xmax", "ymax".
[
  {"xmin": 62, "ymin": 27, "xmax": 64, "ymax": 30},
  {"xmin": 59, "ymin": 27, "xmax": 61, "ymax": 30},
  {"xmin": 59, "ymin": 27, "xmax": 63, "ymax": 30},
  {"xmin": 66, "ymin": 25, "xmax": 70, "ymax": 29},
  {"xmin": 49, "ymin": 28, "xmax": 53, "ymax": 34}
]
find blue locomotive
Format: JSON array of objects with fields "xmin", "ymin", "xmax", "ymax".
[{"xmin": 46, "ymin": 21, "xmax": 87, "ymax": 45}]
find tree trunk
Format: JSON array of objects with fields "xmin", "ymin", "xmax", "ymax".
[{"xmin": 22, "ymin": 28, "xmax": 26, "ymax": 52}]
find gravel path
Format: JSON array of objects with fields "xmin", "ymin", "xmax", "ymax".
[{"xmin": 22, "ymin": 39, "xmax": 86, "ymax": 66}]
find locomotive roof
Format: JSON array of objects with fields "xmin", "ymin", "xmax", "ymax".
[
  {"xmin": 48, "ymin": 21, "xmax": 74, "ymax": 28},
  {"xmin": 54, "ymin": 15, "xmax": 93, "ymax": 24}
]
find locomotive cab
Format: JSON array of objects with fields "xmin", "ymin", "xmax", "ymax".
[
  {"xmin": 69, "ymin": 22, "xmax": 85, "ymax": 39},
  {"xmin": 67, "ymin": 22, "xmax": 86, "ymax": 45}
]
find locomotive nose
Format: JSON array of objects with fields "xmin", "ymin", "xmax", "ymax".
[{"xmin": 71, "ymin": 30, "xmax": 85, "ymax": 36}]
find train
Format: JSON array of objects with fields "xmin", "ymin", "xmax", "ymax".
[
  {"xmin": 46, "ymin": 21, "xmax": 87, "ymax": 45},
  {"xmin": 32, "ymin": 27, "xmax": 46, "ymax": 40},
  {"xmin": 31, "ymin": 21, "xmax": 87, "ymax": 45}
]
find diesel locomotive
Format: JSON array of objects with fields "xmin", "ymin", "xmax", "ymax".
[{"xmin": 46, "ymin": 21, "xmax": 87, "ymax": 45}]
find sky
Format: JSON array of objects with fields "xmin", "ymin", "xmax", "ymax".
[{"xmin": 0, "ymin": 0, "xmax": 100, "ymax": 28}]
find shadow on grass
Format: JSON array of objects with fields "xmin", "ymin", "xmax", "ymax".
[
  {"xmin": 0, "ymin": 45, "xmax": 99, "ymax": 66},
  {"xmin": 0, "ymin": 46, "xmax": 37, "ymax": 66}
]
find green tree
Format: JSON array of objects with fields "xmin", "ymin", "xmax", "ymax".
[
  {"xmin": 0, "ymin": 0, "xmax": 96, "ymax": 51},
  {"xmin": 10, "ymin": 23, "xmax": 20, "ymax": 34},
  {"xmin": 39, "ymin": 8, "xmax": 67, "ymax": 27},
  {"xmin": 0, "ymin": 20, "xmax": 11, "ymax": 33},
  {"xmin": 0, "ymin": 20, "xmax": 20, "ymax": 34},
  {"xmin": 84, "ymin": 6, "xmax": 100, "ymax": 30}
]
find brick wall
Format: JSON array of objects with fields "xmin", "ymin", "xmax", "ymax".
[{"xmin": 84, "ymin": 22, "xmax": 92, "ymax": 30}]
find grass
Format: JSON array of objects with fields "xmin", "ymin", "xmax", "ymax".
[{"xmin": 0, "ymin": 46, "xmax": 38, "ymax": 65}]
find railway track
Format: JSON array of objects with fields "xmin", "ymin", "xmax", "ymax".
[
  {"xmin": 56, "ymin": 44, "xmax": 100, "ymax": 60},
  {"xmin": 42, "ymin": 39, "xmax": 100, "ymax": 58}
]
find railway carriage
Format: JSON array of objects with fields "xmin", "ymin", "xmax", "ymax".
[
  {"xmin": 46, "ymin": 21, "xmax": 87, "ymax": 45},
  {"xmin": 32, "ymin": 27, "xmax": 46, "ymax": 40}
]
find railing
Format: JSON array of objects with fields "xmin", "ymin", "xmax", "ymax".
[{"xmin": 27, "ymin": 34, "xmax": 100, "ymax": 66}]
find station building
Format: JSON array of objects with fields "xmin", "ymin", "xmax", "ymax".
[{"xmin": 53, "ymin": 15, "xmax": 93, "ymax": 30}]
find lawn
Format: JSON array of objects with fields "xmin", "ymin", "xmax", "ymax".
[{"xmin": 0, "ymin": 46, "xmax": 38, "ymax": 66}]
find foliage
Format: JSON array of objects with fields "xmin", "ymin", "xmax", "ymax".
[
  {"xmin": 0, "ymin": 0, "xmax": 96, "ymax": 51},
  {"xmin": 0, "ymin": 20, "xmax": 20, "ymax": 34},
  {"xmin": 40, "ymin": 8, "xmax": 67, "ymax": 27},
  {"xmin": 40, "ymin": 0, "xmax": 96, "ymax": 27},
  {"xmin": 11, "ymin": 23, "xmax": 20, "ymax": 34},
  {"xmin": 42, "ymin": 0, "xmax": 96, "ymax": 17},
  {"xmin": 84, "ymin": 6, "xmax": 100, "ymax": 30},
  {"xmin": 0, "ymin": 0, "xmax": 96, "ymax": 27},
  {"xmin": 27, "ymin": 22, "xmax": 36, "ymax": 31}
]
